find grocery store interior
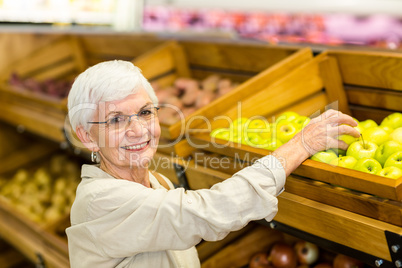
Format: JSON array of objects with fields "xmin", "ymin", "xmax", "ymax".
[{"xmin": 0, "ymin": 0, "xmax": 402, "ymax": 267}]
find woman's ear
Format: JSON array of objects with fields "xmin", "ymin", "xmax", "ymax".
[{"xmin": 76, "ymin": 126, "xmax": 100, "ymax": 152}]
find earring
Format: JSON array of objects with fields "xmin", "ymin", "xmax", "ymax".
[{"xmin": 91, "ymin": 151, "xmax": 99, "ymax": 163}]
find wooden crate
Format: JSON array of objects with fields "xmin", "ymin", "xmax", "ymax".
[
  {"xmin": 200, "ymin": 223, "xmax": 284, "ymax": 268},
  {"xmin": 132, "ymin": 40, "xmax": 312, "ymax": 155},
  {"xmin": 184, "ymin": 151, "xmax": 402, "ymax": 227},
  {"xmin": 0, "ymin": 35, "xmax": 88, "ymax": 142},
  {"xmin": 326, "ymin": 49, "xmax": 402, "ymax": 122},
  {"xmin": 0, "ymin": 35, "xmax": 87, "ymax": 110},
  {"xmin": 0, "ymin": 140, "xmax": 81, "ymax": 268},
  {"xmin": 187, "ymin": 50, "xmax": 402, "ymax": 202},
  {"xmin": 78, "ymin": 33, "xmax": 164, "ymax": 66},
  {"xmin": 180, "ymin": 155, "xmax": 402, "ymax": 261}
]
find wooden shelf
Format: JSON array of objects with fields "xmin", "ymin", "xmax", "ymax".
[{"xmin": 172, "ymin": 151, "xmax": 402, "ymax": 264}]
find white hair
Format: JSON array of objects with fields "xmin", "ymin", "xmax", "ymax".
[{"xmin": 67, "ymin": 60, "xmax": 158, "ymax": 132}]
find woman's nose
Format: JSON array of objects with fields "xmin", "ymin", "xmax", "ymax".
[{"xmin": 125, "ymin": 118, "xmax": 146, "ymax": 136}]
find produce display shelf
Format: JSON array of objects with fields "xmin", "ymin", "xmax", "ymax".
[
  {"xmin": 0, "ymin": 199, "xmax": 69, "ymax": 268},
  {"xmin": 164, "ymin": 152, "xmax": 402, "ymax": 265},
  {"xmin": 133, "ymin": 39, "xmax": 311, "ymax": 157},
  {"xmin": 188, "ymin": 133, "xmax": 402, "ymax": 202}
]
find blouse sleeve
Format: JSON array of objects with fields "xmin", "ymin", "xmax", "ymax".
[{"xmin": 72, "ymin": 155, "xmax": 285, "ymax": 258}]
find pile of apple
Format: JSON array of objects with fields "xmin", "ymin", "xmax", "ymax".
[
  {"xmin": 210, "ymin": 111, "xmax": 310, "ymax": 151},
  {"xmin": 9, "ymin": 72, "xmax": 73, "ymax": 99},
  {"xmin": 311, "ymin": 112, "xmax": 402, "ymax": 180},
  {"xmin": 0, "ymin": 154, "xmax": 80, "ymax": 225},
  {"xmin": 153, "ymin": 75, "xmax": 238, "ymax": 125},
  {"xmin": 249, "ymin": 240, "xmax": 364, "ymax": 268}
]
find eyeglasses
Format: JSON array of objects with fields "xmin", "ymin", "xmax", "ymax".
[{"xmin": 88, "ymin": 106, "xmax": 160, "ymax": 131}]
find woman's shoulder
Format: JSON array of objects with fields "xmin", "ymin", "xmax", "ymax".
[{"xmin": 149, "ymin": 170, "xmax": 175, "ymax": 190}]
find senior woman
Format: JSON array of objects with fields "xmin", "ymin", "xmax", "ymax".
[{"xmin": 66, "ymin": 60, "xmax": 359, "ymax": 268}]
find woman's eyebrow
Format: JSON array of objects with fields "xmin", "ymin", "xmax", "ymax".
[
  {"xmin": 104, "ymin": 102, "xmax": 153, "ymax": 118},
  {"xmin": 104, "ymin": 111, "xmax": 122, "ymax": 119}
]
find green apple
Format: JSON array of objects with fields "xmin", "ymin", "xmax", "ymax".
[
  {"xmin": 346, "ymin": 140, "xmax": 378, "ymax": 160},
  {"xmin": 354, "ymin": 157, "xmax": 382, "ymax": 174},
  {"xmin": 276, "ymin": 122, "xmax": 298, "ymax": 143},
  {"xmin": 329, "ymin": 155, "xmax": 357, "ymax": 169},
  {"xmin": 338, "ymin": 134, "xmax": 357, "ymax": 146},
  {"xmin": 258, "ymin": 127, "xmax": 273, "ymax": 140},
  {"xmin": 384, "ymin": 151, "xmax": 402, "ymax": 169},
  {"xmin": 243, "ymin": 132, "xmax": 264, "ymax": 147},
  {"xmin": 380, "ymin": 112, "xmax": 402, "ymax": 129},
  {"xmin": 389, "ymin": 127, "xmax": 402, "ymax": 145},
  {"xmin": 361, "ymin": 127, "xmax": 389, "ymax": 146},
  {"xmin": 292, "ymin": 116, "xmax": 311, "ymax": 130},
  {"xmin": 377, "ymin": 166, "xmax": 402, "ymax": 179},
  {"xmin": 247, "ymin": 118, "xmax": 270, "ymax": 130},
  {"xmin": 275, "ymin": 111, "xmax": 300, "ymax": 124},
  {"xmin": 354, "ymin": 124, "xmax": 364, "ymax": 135},
  {"xmin": 210, "ymin": 128, "xmax": 231, "ymax": 140},
  {"xmin": 262, "ymin": 138, "xmax": 283, "ymax": 151},
  {"xmin": 374, "ymin": 140, "xmax": 402, "ymax": 166},
  {"xmin": 311, "ymin": 150, "xmax": 338, "ymax": 164},
  {"xmin": 380, "ymin": 125, "xmax": 394, "ymax": 134},
  {"xmin": 330, "ymin": 148, "xmax": 346, "ymax": 156},
  {"xmin": 230, "ymin": 117, "xmax": 249, "ymax": 135},
  {"xmin": 359, "ymin": 119, "xmax": 378, "ymax": 129}
]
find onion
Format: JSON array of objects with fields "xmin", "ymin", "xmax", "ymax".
[
  {"xmin": 249, "ymin": 252, "xmax": 272, "ymax": 268},
  {"xmin": 333, "ymin": 254, "xmax": 364, "ymax": 268},
  {"xmin": 269, "ymin": 242, "xmax": 298, "ymax": 268},
  {"xmin": 294, "ymin": 240, "xmax": 319, "ymax": 265}
]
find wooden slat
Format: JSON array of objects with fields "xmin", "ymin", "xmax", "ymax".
[
  {"xmin": 79, "ymin": 34, "xmax": 162, "ymax": 64},
  {"xmin": 275, "ymin": 192, "xmax": 402, "ymax": 261},
  {"xmin": 201, "ymin": 225, "xmax": 284, "ymax": 268},
  {"xmin": 226, "ymin": 54, "xmax": 324, "ymax": 122},
  {"xmin": 268, "ymin": 91, "xmax": 329, "ymax": 120},
  {"xmin": 0, "ymin": 201, "xmax": 70, "ymax": 268},
  {"xmin": 328, "ymin": 50, "xmax": 402, "ymax": 91},
  {"xmin": 181, "ymin": 41, "xmax": 299, "ymax": 73},
  {"xmin": 293, "ymin": 159, "xmax": 402, "ymax": 201},
  {"xmin": 319, "ymin": 55, "xmax": 351, "ymax": 114},
  {"xmin": 133, "ymin": 41, "xmax": 181, "ymax": 81},
  {"xmin": 285, "ymin": 175, "xmax": 402, "ymax": 226},
  {"xmin": 35, "ymin": 60, "xmax": 77, "ymax": 81},
  {"xmin": 346, "ymin": 86, "xmax": 402, "ymax": 112},
  {"xmin": 0, "ymin": 142, "xmax": 58, "ymax": 175},
  {"xmin": 0, "ymin": 36, "xmax": 74, "ymax": 81},
  {"xmin": 0, "ymin": 101, "xmax": 65, "ymax": 143},
  {"xmin": 0, "ymin": 32, "xmax": 61, "ymax": 78},
  {"xmin": 69, "ymin": 35, "xmax": 88, "ymax": 72}
]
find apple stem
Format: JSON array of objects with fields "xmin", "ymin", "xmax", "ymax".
[{"xmin": 361, "ymin": 133, "xmax": 367, "ymax": 149}]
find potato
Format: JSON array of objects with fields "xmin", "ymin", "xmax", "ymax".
[
  {"xmin": 202, "ymin": 75, "xmax": 220, "ymax": 92},
  {"xmin": 181, "ymin": 85, "xmax": 201, "ymax": 106},
  {"xmin": 195, "ymin": 91, "xmax": 216, "ymax": 109}
]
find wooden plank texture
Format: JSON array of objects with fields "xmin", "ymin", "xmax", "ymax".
[
  {"xmin": 201, "ymin": 225, "xmax": 284, "ymax": 268},
  {"xmin": 328, "ymin": 50, "xmax": 402, "ymax": 91},
  {"xmin": 275, "ymin": 192, "xmax": 402, "ymax": 261}
]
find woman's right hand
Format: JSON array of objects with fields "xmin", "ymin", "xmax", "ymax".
[{"xmin": 272, "ymin": 109, "xmax": 360, "ymax": 176}]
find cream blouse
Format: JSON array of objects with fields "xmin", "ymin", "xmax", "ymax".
[{"xmin": 66, "ymin": 155, "xmax": 286, "ymax": 268}]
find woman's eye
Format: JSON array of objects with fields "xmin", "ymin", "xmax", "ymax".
[
  {"xmin": 109, "ymin": 116, "xmax": 125, "ymax": 124},
  {"xmin": 139, "ymin": 109, "xmax": 152, "ymax": 117}
]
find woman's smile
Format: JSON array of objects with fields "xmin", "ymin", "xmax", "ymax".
[{"xmin": 121, "ymin": 140, "xmax": 150, "ymax": 151}]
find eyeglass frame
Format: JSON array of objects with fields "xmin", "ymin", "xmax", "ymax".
[{"xmin": 87, "ymin": 106, "xmax": 160, "ymax": 128}]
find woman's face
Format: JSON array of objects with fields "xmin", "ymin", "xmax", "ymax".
[{"xmin": 89, "ymin": 88, "xmax": 161, "ymax": 170}]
